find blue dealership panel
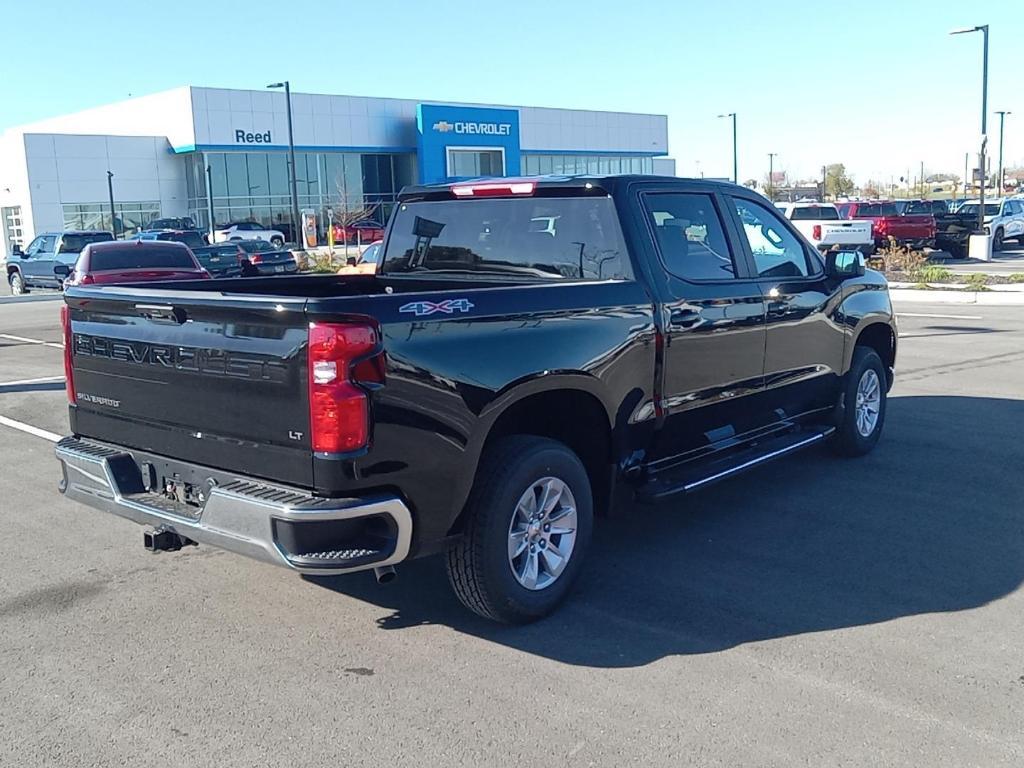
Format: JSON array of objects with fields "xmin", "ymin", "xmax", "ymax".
[{"xmin": 417, "ymin": 104, "xmax": 521, "ymax": 184}]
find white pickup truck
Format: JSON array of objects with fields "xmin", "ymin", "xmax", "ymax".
[{"xmin": 776, "ymin": 202, "xmax": 873, "ymax": 254}]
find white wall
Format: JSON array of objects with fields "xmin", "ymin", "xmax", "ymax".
[
  {"xmin": 652, "ymin": 157, "xmax": 677, "ymax": 176},
  {"xmin": 0, "ymin": 131, "xmax": 32, "ymax": 251},
  {"xmin": 23, "ymin": 134, "xmax": 186, "ymax": 237},
  {"xmin": 189, "ymin": 87, "xmax": 668, "ymax": 155},
  {"xmin": 15, "ymin": 88, "xmax": 196, "ymax": 149}
]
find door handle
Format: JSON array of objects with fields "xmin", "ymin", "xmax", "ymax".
[{"xmin": 669, "ymin": 308, "xmax": 702, "ymax": 329}]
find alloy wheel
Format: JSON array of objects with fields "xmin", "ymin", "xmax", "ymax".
[{"xmin": 507, "ymin": 477, "xmax": 578, "ymax": 591}]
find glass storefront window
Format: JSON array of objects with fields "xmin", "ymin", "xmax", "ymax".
[
  {"xmin": 520, "ymin": 154, "xmax": 660, "ymax": 177},
  {"xmin": 189, "ymin": 150, "xmax": 431, "ymax": 244},
  {"xmin": 62, "ymin": 201, "xmax": 160, "ymax": 236}
]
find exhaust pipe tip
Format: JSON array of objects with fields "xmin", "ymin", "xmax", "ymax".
[{"xmin": 373, "ymin": 565, "xmax": 397, "ymax": 584}]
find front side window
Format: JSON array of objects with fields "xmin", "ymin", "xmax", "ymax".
[
  {"xmin": 643, "ymin": 193, "xmax": 736, "ymax": 281},
  {"xmin": 733, "ymin": 197, "xmax": 815, "ymax": 279},
  {"xmin": 383, "ymin": 195, "xmax": 632, "ymax": 281},
  {"xmin": 38, "ymin": 235, "xmax": 57, "ymax": 255}
]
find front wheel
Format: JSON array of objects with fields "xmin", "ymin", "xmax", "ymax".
[
  {"xmin": 446, "ymin": 436, "xmax": 593, "ymax": 624},
  {"xmin": 993, "ymin": 227, "xmax": 1004, "ymax": 252},
  {"xmin": 270, "ymin": 236, "xmax": 284, "ymax": 248},
  {"xmin": 8, "ymin": 271, "xmax": 26, "ymax": 295},
  {"xmin": 832, "ymin": 347, "xmax": 887, "ymax": 457}
]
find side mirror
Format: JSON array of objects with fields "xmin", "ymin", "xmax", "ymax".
[
  {"xmin": 826, "ymin": 249, "xmax": 866, "ymax": 279},
  {"xmin": 54, "ymin": 264, "xmax": 72, "ymax": 278},
  {"xmin": 346, "ymin": 256, "xmax": 358, "ymax": 266},
  {"xmin": 11, "ymin": 243, "xmax": 23, "ymax": 256}
]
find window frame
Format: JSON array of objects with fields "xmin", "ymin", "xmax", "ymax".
[
  {"xmin": 638, "ymin": 188, "xmax": 756, "ymax": 284},
  {"xmin": 724, "ymin": 193, "xmax": 825, "ymax": 281}
]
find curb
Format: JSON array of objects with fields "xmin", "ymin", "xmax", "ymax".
[{"xmin": 889, "ymin": 288, "xmax": 1024, "ymax": 306}]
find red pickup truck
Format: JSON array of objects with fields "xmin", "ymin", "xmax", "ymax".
[{"xmin": 836, "ymin": 201, "xmax": 935, "ymax": 250}]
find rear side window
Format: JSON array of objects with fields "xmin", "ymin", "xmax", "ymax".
[
  {"xmin": 643, "ymin": 193, "xmax": 736, "ymax": 280},
  {"xmin": 790, "ymin": 205, "xmax": 840, "ymax": 221},
  {"xmin": 382, "ymin": 196, "xmax": 632, "ymax": 280},
  {"xmin": 89, "ymin": 245, "xmax": 196, "ymax": 271},
  {"xmin": 59, "ymin": 233, "xmax": 112, "ymax": 254}
]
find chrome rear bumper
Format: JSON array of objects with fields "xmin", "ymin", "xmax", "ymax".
[{"xmin": 55, "ymin": 436, "xmax": 412, "ymax": 575}]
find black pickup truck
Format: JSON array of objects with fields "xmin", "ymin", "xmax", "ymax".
[
  {"xmin": 55, "ymin": 176, "xmax": 897, "ymax": 623},
  {"xmin": 902, "ymin": 200, "xmax": 977, "ymax": 257}
]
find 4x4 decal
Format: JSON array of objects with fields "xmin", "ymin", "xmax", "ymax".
[{"xmin": 399, "ymin": 299, "xmax": 474, "ymax": 317}]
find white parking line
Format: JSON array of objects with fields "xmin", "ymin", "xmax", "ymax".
[
  {"xmin": 0, "ymin": 376, "xmax": 65, "ymax": 387},
  {"xmin": 896, "ymin": 312, "xmax": 984, "ymax": 320},
  {"xmin": 0, "ymin": 333, "xmax": 64, "ymax": 349},
  {"xmin": 0, "ymin": 414, "xmax": 61, "ymax": 442}
]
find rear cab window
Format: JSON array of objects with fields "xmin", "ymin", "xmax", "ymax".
[
  {"xmin": 789, "ymin": 205, "xmax": 840, "ymax": 221},
  {"xmin": 642, "ymin": 192, "xmax": 737, "ymax": 281},
  {"xmin": 382, "ymin": 195, "xmax": 633, "ymax": 280},
  {"xmin": 89, "ymin": 244, "xmax": 197, "ymax": 271}
]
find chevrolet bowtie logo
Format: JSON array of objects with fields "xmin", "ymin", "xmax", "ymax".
[{"xmin": 432, "ymin": 121, "xmax": 454, "ymax": 133}]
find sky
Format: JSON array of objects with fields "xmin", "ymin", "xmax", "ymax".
[{"xmin": 2, "ymin": 0, "xmax": 1022, "ymax": 187}]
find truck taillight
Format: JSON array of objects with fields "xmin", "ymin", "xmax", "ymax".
[
  {"xmin": 60, "ymin": 304, "xmax": 76, "ymax": 406},
  {"xmin": 812, "ymin": 224, "xmax": 822, "ymax": 240},
  {"xmin": 307, "ymin": 321, "xmax": 384, "ymax": 453}
]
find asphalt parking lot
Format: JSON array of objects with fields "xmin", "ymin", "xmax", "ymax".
[{"xmin": 1, "ymin": 293, "xmax": 1022, "ymax": 767}]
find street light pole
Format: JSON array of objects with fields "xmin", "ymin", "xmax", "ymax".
[
  {"xmin": 950, "ymin": 24, "xmax": 989, "ymax": 237},
  {"xmin": 717, "ymin": 113, "xmax": 737, "ymax": 183},
  {"xmin": 205, "ymin": 156, "xmax": 216, "ymax": 243},
  {"xmin": 106, "ymin": 171, "xmax": 117, "ymax": 239},
  {"xmin": 996, "ymin": 110, "xmax": 1011, "ymax": 194},
  {"xmin": 268, "ymin": 81, "xmax": 301, "ymax": 247},
  {"xmin": 767, "ymin": 153, "xmax": 777, "ymax": 201},
  {"xmin": 964, "ymin": 152, "xmax": 969, "ymax": 203}
]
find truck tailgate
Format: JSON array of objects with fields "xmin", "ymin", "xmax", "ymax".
[
  {"xmin": 65, "ymin": 286, "xmax": 314, "ymax": 488},
  {"xmin": 819, "ymin": 220, "xmax": 871, "ymax": 245}
]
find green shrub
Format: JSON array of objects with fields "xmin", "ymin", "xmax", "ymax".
[
  {"xmin": 912, "ymin": 265, "xmax": 954, "ymax": 283},
  {"xmin": 307, "ymin": 252, "xmax": 339, "ymax": 273},
  {"xmin": 963, "ymin": 273, "xmax": 990, "ymax": 292},
  {"xmin": 1008, "ymin": 273, "xmax": 1024, "ymax": 283}
]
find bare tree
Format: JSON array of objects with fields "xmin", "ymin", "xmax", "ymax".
[{"xmin": 329, "ymin": 174, "xmax": 380, "ymax": 253}]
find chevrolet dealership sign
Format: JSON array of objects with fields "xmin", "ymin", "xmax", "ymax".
[
  {"xmin": 432, "ymin": 120, "xmax": 512, "ymax": 136},
  {"xmin": 418, "ymin": 104, "xmax": 521, "ymax": 183}
]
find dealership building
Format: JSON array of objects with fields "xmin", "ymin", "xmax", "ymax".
[{"xmin": 0, "ymin": 86, "xmax": 673, "ymax": 250}]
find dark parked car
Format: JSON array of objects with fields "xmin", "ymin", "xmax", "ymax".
[
  {"xmin": 61, "ymin": 240, "xmax": 210, "ymax": 287},
  {"xmin": 235, "ymin": 239, "xmax": 298, "ymax": 275},
  {"xmin": 148, "ymin": 217, "xmax": 197, "ymax": 231},
  {"xmin": 130, "ymin": 229, "xmax": 207, "ymax": 249},
  {"xmin": 6, "ymin": 230, "xmax": 113, "ymax": 294},
  {"xmin": 57, "ymin": 175, "xmax": 897, "ymax": 623},
  {"xmin": 191, "ymin": 244, "xmax": 247, "ymax": 278}
]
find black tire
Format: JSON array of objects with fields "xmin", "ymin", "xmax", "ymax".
[
  {"xmin": 832, "ymin": 346, "xmax": 887, "ymax": 457},
  {"xmin": 993, "ymin": 227, "xmax": 1004, "ymax": 252},
  {"xmin": 446, "ymin": 435, "xmax": 593, "ymax": 624},
  {"xmin": 270, "ymin": 236, "xmax": 284, "ymax": 248},
  {"xmin": 8, "ymin": 270, "xmax": 27, "ymax": 295}
]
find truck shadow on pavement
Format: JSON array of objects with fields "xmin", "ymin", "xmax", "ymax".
[{"xmin": 307, "ymin": 394, "xmax": 1024, "ymax": 667}]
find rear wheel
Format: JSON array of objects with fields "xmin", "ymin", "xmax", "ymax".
[
  {"xmin": 8, "ymin": 271, "xmax": 26, "ymax": 295},
  {"xmin": 270, "ymin": 236, "xmax": 284, "ymax": 248},
  {"xmin": 446, "ymin": 436, "xmax": 593, "ymax": 624},
  {"xmin": 832, "ymin": 346, "xmax": 887, "ymax": 457}
]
